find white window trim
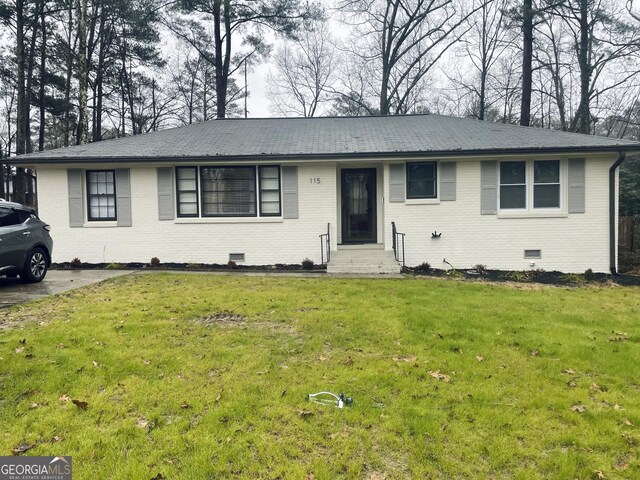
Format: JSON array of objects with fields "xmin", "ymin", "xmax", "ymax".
[
  {"xmin": 84, "ymin": 169, "xmax": 118, "ymax": 224},
  {"xmin": 498, "ymin": 160, "xmax": 565, "ymax": 215}
]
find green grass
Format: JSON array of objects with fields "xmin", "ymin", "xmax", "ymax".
[{"xmin": 1, "ymin": 274, "xmax": 639, "ymax": 479}]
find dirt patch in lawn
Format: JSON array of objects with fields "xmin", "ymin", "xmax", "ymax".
[
  {"xmin": 194, "ymin": 311, "xmax": 296, "ymax": 333},
  {"xmin": 197, "ymin": 312, "xmax": 246, "ymax": 326}
]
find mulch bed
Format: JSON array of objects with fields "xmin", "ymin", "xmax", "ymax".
[{"xmin": 51, "ymin": 262, "xmax": 640, "ymax": 286}]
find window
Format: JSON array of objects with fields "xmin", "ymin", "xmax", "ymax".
[
  {"xmin": 176, "ymin": 167, "xmax": 199, "ymax": 217},
  {"xmin": 500, "ymin": 161, "xmax": 526, "ymax": 209},
  {"xmin": 407, "ymin": 162, "xmax": 437, "ymax": 199},
  {"xmin": 87, "ymin": 170, "xmax": 116, "ymax": 221},
  {"xmin": 201, "ymin": 166, "xmax": 256, "ymax": 217},
  {"xmin": 176, "ymin": 165, "xmax": 281, "ymax": 218},
  {"xmin": 533, "ymin": 160, "xmax": 560, "ymax": 208},
  {"xmin": 259, "ymin": 166, "xmax": 281, "ymax": 216},
  {"xmin": 500, "ymin": 160, "xmax": 562, "ymax": 211},
  {"xmin": 0, "ymin": 207, "xmax": 21, "ymax": 227}
]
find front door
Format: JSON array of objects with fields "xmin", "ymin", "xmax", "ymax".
[{"xmin": 341, "ymin": 168, "xmax": 377, "ymax": 243}]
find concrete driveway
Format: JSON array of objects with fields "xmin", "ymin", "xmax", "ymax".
[{"xmin": 0, "ymin": 269, "xmax": 132, "ymax": 309}]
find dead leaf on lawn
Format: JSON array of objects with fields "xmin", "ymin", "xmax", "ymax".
[
  {"xmin": 392, "ymin": 355, "xmax": 417, "ymax": 363},
  {"xmin": 58, "ymin": 394, "xmax": 70, "ymax": 403},
  {"xmin": 215, "ymin": 389, "xmax": 224, "ymax": 403},
  {"xmin": 428, "ymin": 370, "xmax": 450, "ymax": 382},
  {"xmin": 614, "ymin": 460, "xmax": 629, "ymax": 471},
  {"xmin": 622, "ymin": 418, "xmax": 633, "ymax": 426},
  {"xmin": 72, "ymin": 399, "xmax": 89, "ymax": 410},
  {"xmin": 56, "ymin": 343, "xmax": 66, "ymax": 349},
  {"xmin": 142, "ymin": 359, "xmax": 151, "ymax": 365},
  {"xmin": 475, "ymin": 355, "xmax": 484, "ymax": 362},
  {"xmin": 318, "ymin": 356, "xmax": 328, "ymax": 362},
  {"xmin": 180, "ymin": 403, "xmax": 191, "ymax": 409},
  {"xmin": 571, "ymin": 404, "xmax": 587, "ymax": 413},
  {"xmin": 368, "ymin": 472, "xmax": 387, "ymax": 480},
  {"xmin": 341, "ymin": 356, "xmax": 354, "ymax": 366},
  {"xmin": 51, "ymin": 436, "xmax": 62, "ymax": 443},
  {"xmin": 562, "ymin": 368, "xmax": 575, "ymax": 375},
  {"xmin": 609, "ymin": 332, "xmax": 629, "ymax": 342},
  {"xmin": 11, "ymin": 443, "xmax": 35, "ymax": 455},
  {"xmin": 590, "ymin": 383, "xmax": 602, "ymax": 393},
  {"xmin": 306, "ymin": 474, "xmax": 315, "ymax": 480},
  {"xmin": 530, "ymin": 350, "xmax": 539, "ymax": 357},
  {"xmin": 566, "ymin": 378, "xmax": 578, "ymax": 388},
  {"xmin": 150, "ymin": 473, "xmax": 164, "ymax": 480},
  {"xmin": 14, "ymin": 347, "xmax": 24, "ymax": 354},
  {"xmin": 593, "ymin": 470, "xmax": 606, "ymax": 479},
  {"xmin": 29, "ymin": 403, "xmax": 38, "ymax": 410},
  {"xmin": 613, "ymin": 404, "xmax": 624, "ymax": 411},
  {"xmin": 298, "ymin": 409, "xmax": 314, "ymax": 419},
  {"xmin": 136, "ymin": 418, "xmax": 155, "ymax": 431}
]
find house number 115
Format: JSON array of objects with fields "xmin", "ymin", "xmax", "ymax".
[{"xmin": 309, "ymin": 177, "xmax": 321, "ymax": 184}]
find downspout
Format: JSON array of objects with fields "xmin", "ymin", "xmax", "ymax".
[{"xmin": 609, "ymin": 152, "xmax": 625, "ymax": 274}]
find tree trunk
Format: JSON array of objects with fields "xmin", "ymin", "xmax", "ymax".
[
  {"xmin": 520, "ymin": 0, "xmax": 533, "ymax": 127},
  {"xmin": 75, "ymin": 0, "xmax": 89, "ymax": 145},
  {"xmin": 25, "ymin": 5, "xmax": 42, "ymax": 154},
  {"xmin": 213, "ymin": 1, "xmax": 228, "ymax": 118},
  {"xmin": 38, "ymin": 6, "xmax": 46, "ymax": 151},
  {"xmin": 63, "ymin": 0, "xmax": 73, "ymax": 147},
  {"xmin": 575, "ymin": 0, "xmax": 591, "ymax": 134},
  {"xmin": 16, "ymin": 0, "xmax": 26, "ymax": 155}
]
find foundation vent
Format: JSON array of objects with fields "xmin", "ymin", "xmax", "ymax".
[
  {"xmin": 524, "ymin": 249, "xmax": 541, "ymax": 259},
  {"xmin": 229, "ymin": 253, "xmax": 246, "ymax": 262}
]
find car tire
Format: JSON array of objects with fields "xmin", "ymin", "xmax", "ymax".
[{"xmin": 20, "ymin": 247, "xmax": 48, "ymax": 283}]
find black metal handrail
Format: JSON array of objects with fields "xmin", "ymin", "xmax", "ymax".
[
  {"xmin": 391, "ymin": 222, "xmax": 406, "ymax": 267},
  {"xmin": 319, "ymin": 223, "xmax": 331, "ymax": 265}
]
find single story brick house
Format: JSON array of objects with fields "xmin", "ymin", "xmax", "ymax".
[{"xmin": 12, "ymin": 115, "xmax": 640, "ymax": 273}]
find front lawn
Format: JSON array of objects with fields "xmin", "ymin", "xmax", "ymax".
[{"xmin": 1, "ymin": 274, "xmax": 639, "ymax": 479}]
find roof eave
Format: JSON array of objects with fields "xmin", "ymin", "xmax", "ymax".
[{"xmin": 9, "ymin": 144, "xmax": 640, "ymax": 166}]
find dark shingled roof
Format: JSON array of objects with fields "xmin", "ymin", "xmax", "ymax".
[{"xmin": 12, "ymin": 114, "xmax": 640, "ymax": 164}]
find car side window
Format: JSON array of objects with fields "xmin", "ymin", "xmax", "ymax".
[
  {"xmin": 0, "ymin": 207, "xmax": 22, "ymax": 227},
  {"xmin": 17, "ymin": 210, "xmax": 32, "ymax": 223}
]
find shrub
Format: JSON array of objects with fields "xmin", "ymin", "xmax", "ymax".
[
  {"xmin": 301, "ymin": 258, "xmax": 315, "ymax": 270},
  {"xmin": 70, "ymin": 258, "xmax": 82, "ymax": 268},
  {"xmin": 473, "ymin": 264, "xmax": 487, "ymax": 276},
  {"xmin": 150, "ymin": 257, "xmax": 160, "ymax": 267},
  {"xmin": 506, "ymin": 270, "xmax": 532, "ymax": 282},
  {"xmin": 584, "ymin": 268, "xmax": 595, "ymax": 280},
  {"xmin": 106, "ymin": 263, "xmax": 122, "ymax": 270},
  {"xmin": 227, "ymin": 260, "xmax": 238, "ymax": 269},
  {"xmin": 414, "ymin": 262, "xmax": 431, "ymax": 274},
  {"xmin": 562, "ymin": 273, "xmax": 585, "ymax": 285}
]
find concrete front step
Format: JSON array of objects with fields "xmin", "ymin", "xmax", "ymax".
[{"xmin": 327, "ymin": 247, "xmax": 401, "ymax": 274}]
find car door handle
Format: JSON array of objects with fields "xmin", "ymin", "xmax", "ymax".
[{"xmin": 22, "ymin": 231, "xmax": 31, "ymax": 236}]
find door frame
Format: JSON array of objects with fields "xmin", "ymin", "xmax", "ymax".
[{"xmin": 340, "ymin": 167, "xmax": 377, "ymax": 244}]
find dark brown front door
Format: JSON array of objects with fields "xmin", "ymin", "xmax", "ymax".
[{"xmin": 341, "ymin": 168, "xmax": 377, "ymax": 243}]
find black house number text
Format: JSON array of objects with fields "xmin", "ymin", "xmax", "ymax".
[{"xmin": 309, "ymin": 177, "xmax": 321, "ymax": 184}]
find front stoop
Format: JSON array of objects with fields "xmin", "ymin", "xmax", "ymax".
[{"xmin": 327, "ymin": 245, "xmax": 402, "ymax": 274}]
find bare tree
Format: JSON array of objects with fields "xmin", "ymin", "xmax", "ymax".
[
  {"xmin": 338, "ymin": 0, "xmax": 483, "ymax": 115},
  {"xmin": 268, "ymin": 22, "xmax": 336, "ymax": 117}
]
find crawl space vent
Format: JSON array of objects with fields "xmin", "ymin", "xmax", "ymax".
[
  {"xmin": 524, "ymin": 249, "xmax": 542, "ymax": 259},
  {"xmin": 229, "ymin": 253, "xmax": 245, "ymax": 262}
]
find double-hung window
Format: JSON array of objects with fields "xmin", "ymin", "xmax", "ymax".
[
  {"xmin": 407, "ymin": 162, "xmax": 437, "ymax": 199},
  {"xmin": 87, "ymin": 170, "xmax": 117, "ymax": 221},
  {"xmin": 499, "ymin": 160, "xmax": 561, "ymax": 211},
  {"xmin": 176, "ymin": 165, "xmax": 281, "ymax": 218}
]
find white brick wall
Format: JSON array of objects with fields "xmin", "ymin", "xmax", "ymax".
[
  {"xmin": 383, "ymin": 156, "xmax": 616, "ymax": 273},
  {"xmin": 36, "ymin": 155, "xmax": 616, "ymax": 273},
  {"xmin": 37, "ymin": 163, "xmax": 337, "ymax": 265}
]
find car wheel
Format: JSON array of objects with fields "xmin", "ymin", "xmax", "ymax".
[{"xmin": 21, "ymin": 247, "xmax": 48, "ymax": 283}]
